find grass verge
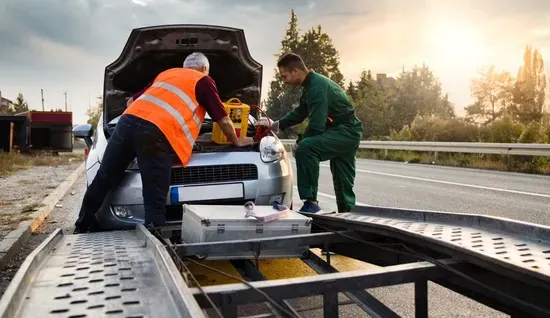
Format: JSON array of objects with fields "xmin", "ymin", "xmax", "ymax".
[
  {"xmin": 0, "ymin": 152, "xmax": 84, "ymax": 178},
  {"xmin": 357, "ymin": 149, "xmax": 550, "ymax": 175}
]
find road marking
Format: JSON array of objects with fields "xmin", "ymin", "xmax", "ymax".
[
  {"xmin": 317, "ymin": 163, "xmax": 550, "ymax": 199},
  {"xmin": 292, "ymin": 186, "xmax": 369, "ymax": 205},
  {"xmin": 290, "ymin": 160, "xmax": 550, "ymax": 198}
]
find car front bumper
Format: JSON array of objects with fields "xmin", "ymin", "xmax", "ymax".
[{"xmin": 91, "ymin": 152, "xmax": 293, "ymax": 230}]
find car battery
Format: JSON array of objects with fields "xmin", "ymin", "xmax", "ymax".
[
  {"xmin": 181, "ymin": 204, "xmax": 312, "ymax": 260},
  {"xmin": 211, "ymin": 98, "xmax": 250, "ymax": 144}
]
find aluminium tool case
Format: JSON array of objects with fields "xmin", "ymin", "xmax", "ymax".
[{"xmin": 181, "ymin": 204, "xmax": 312, "ymax": 260}]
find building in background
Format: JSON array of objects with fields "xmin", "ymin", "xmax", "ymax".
[
  {"xmin": 0, "ymin": 91, "xmax": 14, "ymax": 114},
  {"xmin": 376, "ymin": 73, "xmax": 396, "ymax": 85}
]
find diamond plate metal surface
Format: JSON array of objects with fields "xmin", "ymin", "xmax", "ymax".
[
  {"xmin": 12, "ymin": 230, "xmax": 192, "ymax": 318},
  {"xmin": 331, "ymin": 211, "xmax": 550, "ymax": 277}
]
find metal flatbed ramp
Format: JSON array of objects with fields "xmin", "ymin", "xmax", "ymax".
[
  {"xmin": 2, "ymin": 204, "xmax": 550, "ymax": 318},
  {"xmin": 310, "ymin": 205, "xmax": 550, "ymax": 285},
  {"xmin": 0, "ymin": 224, "xmax": 205, "ymax": 318},
  {"xmin": 181, "ymin": 205, "xmax": 550, "ymax": 317}
]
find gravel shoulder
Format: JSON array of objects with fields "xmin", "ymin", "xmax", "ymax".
[
  {"xmin": 0, "ymin": 172, "xmax": 86, "ymax": 297},
  {"xmin": 0, "ymin": 159, "xmax": 81, "ymax": 236}
]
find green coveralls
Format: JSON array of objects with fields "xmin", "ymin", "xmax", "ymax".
[{"xmin": 278, "ymin": 71, "xmax": 363, "ymax": 212}]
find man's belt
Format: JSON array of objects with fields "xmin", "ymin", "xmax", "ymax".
[{"xmin": 326, "ymin": 111, "xmax": 355, "ymax": 127}]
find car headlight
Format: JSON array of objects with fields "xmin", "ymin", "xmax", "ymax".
[{"xmin": 260, "ymin": 136, "xmax": 284, "ymax": 163}]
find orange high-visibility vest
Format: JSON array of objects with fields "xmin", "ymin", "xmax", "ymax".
[{"xmin": 124, "ymin": 68, "xmax": 207, "ymax": 167}]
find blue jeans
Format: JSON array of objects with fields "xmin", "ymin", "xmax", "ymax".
[{"xmin": 75, "ymin": 114, "xmax": 173, "ymax": 230}]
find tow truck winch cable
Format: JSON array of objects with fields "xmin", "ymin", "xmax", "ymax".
[{"xmin": 151, "ymin": 228, "xmax": 298, "ymax": 318}]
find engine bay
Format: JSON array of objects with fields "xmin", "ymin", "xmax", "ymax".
[
  {"xmin": 105, "ymin": 114, "xmax": 262, "ymax": 153},
  {"xmin": 192, "ymin": 116, "xmax": 260, "ymax": 153}
]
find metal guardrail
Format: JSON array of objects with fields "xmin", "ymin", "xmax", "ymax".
[{"xmin": 279, "ymin": 139, "xmax": 550, "ymax": 157}]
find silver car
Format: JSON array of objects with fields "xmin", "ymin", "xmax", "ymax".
[{"xmin": 72, "ymin": 25, "xmax": 294, "ymax": 230}]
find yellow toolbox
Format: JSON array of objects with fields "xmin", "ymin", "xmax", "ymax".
[{"xmin": 211, "ymin": 98, "xmax": 251, "ymax": 144}]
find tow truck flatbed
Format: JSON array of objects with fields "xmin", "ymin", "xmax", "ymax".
[{"xmin": 1, "ymin": 204, "xmax": 549, "ymax": 318}]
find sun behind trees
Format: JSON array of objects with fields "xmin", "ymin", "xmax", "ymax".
[
  {"xmin": 264, "ymin": 10, "xmax": 457, "ymax": 140},
  {"xmin": 265, "ymin": 10, "xmax": 550, "ymax": 146},
  {"xmin": 264, "ymin": 10, "xmax": 549, "ymax": 174}
]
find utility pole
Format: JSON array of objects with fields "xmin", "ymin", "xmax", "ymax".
[
  {"xmin": 41, "ymin": 89, "xmax": 44, "ymax": 111},
  {"xmin": 64, "ymin": 91, "xmax": 67, "ymax": 111}
]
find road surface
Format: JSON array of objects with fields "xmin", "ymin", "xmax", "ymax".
[
  {"xmin": 291, "ymin": 158, "xmax": 550, "ymax": 226},
  {"xmin": 4, "ymin": 159, "xmax": 549, "ymax": 317}
]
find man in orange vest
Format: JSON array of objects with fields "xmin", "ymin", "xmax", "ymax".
[{"xmin": 74, "ymin": 52, "xmax": 254, "ymax": 233}]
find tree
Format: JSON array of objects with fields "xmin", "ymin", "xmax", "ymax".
[
  {"xmin": 349, "ymin": 70, "xmax": 394, "ymax": 138},
  {"xmin": 466, "ymin": 65, "xmax": 514, "ymax": 124},
  {"xmin": 346, "ymin": 80, "xmax": 358, "ymax": 102},
  {"xmin": 390, "ymin": 65, "xmax": 454, "ymax": 130},
  {"xmin": 265, "ymin": 9, "xmax": 301, "ymax": 129},
  {"xmin": 264, "ymin": 9, "xmax": 345, "ymax": 138},
  {"xmin": 297, "ymin": 25, "xmax": 345, "ymax": 87},
  {"xmin": 512, "ymin": 45, "xmax": 547, "ymax": 124},
  {"xmin": 86, "ymin": 96, "xmax": 102, "ymax": 129},
  {"xmin": 12, "ymin": 93, "xmax": 29, "ymax": 113}
]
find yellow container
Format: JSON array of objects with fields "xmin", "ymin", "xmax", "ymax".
[{"xmin": 211, "ymin": 98, "xmax": 251, "ymax": 144}]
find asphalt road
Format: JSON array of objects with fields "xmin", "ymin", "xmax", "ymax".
[
  {"xmin": 289, "ymin": 158, "xmax": 550, "ymax": 318},
  {"xmin": 3, "ymin": 159, "xmax": 549, "ymax": 317},
  {"xmin": 291, "ymin": 158, "xmax": 550, "ymax": 226}
]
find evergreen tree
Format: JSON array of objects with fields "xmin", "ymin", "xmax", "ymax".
[
  {"xmin": 264, "ymin": 9, "xmax": 346, "ymax": 138},
  {"xmin": 12, "ymin": 93, "xmax": 29, "ymax": 113},
  {"xmin": 297, "ymin": 25, "xmax": 344, "ymax": 87}
]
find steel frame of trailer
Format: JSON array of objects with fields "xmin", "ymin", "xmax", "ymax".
[
  {"xmin": 0, "ymin": 204, "xmax": 549, "ymax": 318},
  {"xmin": 172, "ymin": 205, "xmax": 550, "ymax": 318}
]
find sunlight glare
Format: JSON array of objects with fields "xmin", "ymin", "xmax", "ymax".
[{"xmin": 426, "ymin": 19, "xmax": 485, "ymax": 70}]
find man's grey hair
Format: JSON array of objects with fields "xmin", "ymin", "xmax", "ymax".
[{"xmin": 183, "ymin": 52, "xmax": 210, "ymax": 73}]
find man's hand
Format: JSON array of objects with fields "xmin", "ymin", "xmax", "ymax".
[
  {"xmin": 257, "ymin": 117, "xmax": 280, "ymax": 134},
  {"xmin": 216, "ymin": 117, "xmax": 254, "ymax": 147},
  {"xmin": 292, "ymin": 142, "xmax": 298, "ymax": 158},
  {"xmin": 235, "ymin": 136, "xmax": 254, "ymax": 147}
]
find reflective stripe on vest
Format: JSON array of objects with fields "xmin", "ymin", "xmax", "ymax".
[
  {"xmin": 123, "ymin": 68, "xmax": 206, "ymax": 166},
  {"xmin": 136, "ymin": 93, "xmax": 196, "ymax": 146},
  {"xmin": 150, "ymin": 81, "xmax": 202, "ymax": 126}
]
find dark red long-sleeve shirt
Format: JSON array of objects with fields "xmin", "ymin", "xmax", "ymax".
[{"xmin": 132, "ymin": 76, "xmax": 227, "ymax": 121}]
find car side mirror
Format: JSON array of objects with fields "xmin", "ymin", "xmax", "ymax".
[{"xmin": 73, "ymin": 124, "xmax": 94, "ymax": 148}]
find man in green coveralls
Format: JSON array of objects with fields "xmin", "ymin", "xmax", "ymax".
[{"xmin": 259, "ymin": 53, "xmax": 363, "ymax": 213}]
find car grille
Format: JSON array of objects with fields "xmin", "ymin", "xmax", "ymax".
[{"xmin": 170, "ymin": 164, "xmax": 258, "ymax": 185}]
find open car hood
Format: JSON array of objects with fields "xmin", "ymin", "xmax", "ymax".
[{"xmin": 102, "ymin": 24, "xmax": 263, "ymax": 125}]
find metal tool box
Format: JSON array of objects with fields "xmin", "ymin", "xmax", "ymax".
[{"xmin": 181, "ymin": 204, "xmax": 312, "ymax": 260}]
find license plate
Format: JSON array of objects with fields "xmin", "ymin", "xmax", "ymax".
[{"xmin": 169, "ymin": 183, "xmax": 244, "ymax": 203}]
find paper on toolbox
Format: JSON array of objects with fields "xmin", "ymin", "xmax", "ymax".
[
  {"xmin": 316, "ymin": 210, "xmax": 337, "ymax": 215},
  {"xmin": 244, "ymin": 201, "xmax": 289, "ymax": 223}
]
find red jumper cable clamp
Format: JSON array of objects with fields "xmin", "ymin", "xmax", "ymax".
[{"xmin": 250, "ymin": 105, "xmax": 274, "ymax": 142}]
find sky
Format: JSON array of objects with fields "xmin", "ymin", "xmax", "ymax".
[{"xmin": 1, "ymin": 0, "xmax": 550, "ymax": 124}]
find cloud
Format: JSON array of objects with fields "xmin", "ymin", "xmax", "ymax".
[{"xmin": 1, "ymin": 0, "xmax": 550, "ymax": 124}]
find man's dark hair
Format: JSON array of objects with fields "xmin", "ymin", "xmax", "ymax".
[{"xmin": 277, "ymin": 53, "xmax": 307, "ymax": 71}]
